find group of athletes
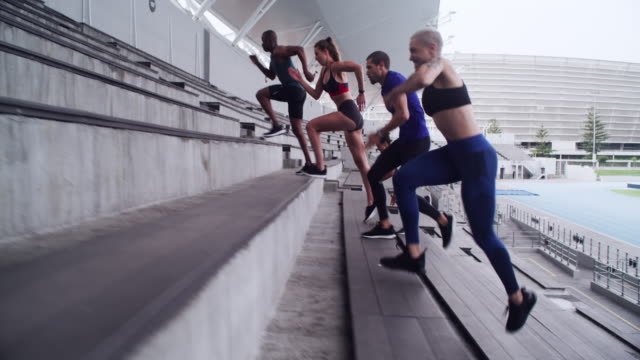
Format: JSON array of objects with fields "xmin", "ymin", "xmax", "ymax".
[{"xmin": 249, "ymin": 28, "xmax": 536, "ymax": 333}]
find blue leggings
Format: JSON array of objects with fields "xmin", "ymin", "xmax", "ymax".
[{"xmin": 392, "ymin": 134, "xmax": 519, "ymax": 295}]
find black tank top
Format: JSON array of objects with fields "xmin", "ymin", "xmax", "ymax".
[{"xmin": 421, "ymin": 82, "xmax": 471, "ymax": 116}]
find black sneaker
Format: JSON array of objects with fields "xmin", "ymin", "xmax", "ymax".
[
  {"xmin": 379, "ymin": 250, "xmax": 426, "ymax": 274},
  {"xmin": 362, "ymin": 223, "xmax": 396, "ymax": 239},
  {"xmin": 505, "ymin": 287, "xmax": 537, "ymax": 332},
  {"xmin": 439, "ymin": 213, "xmax": 455, "ymax": 248},
  {"xmin": 363, "ymin": 204, "xmax": 377, "ymax": 222},
  {"xmin": 296, "ymin": 164, "xmax": 313, "ymax": 176},
  {"xmin": 302, "ymin": 164, "xmax": 327, "ymax": 178},
  {"xmin": 263, "ymin": 124, "xmax": 286, "ymax": 137},
  {"xmin": 397, "ymin": 227, "xmax": 405, "ymax": 235}
]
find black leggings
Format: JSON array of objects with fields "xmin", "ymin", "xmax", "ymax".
[
  {"xmin": 417, "ymin": 195, "xmax": 439, "ymax": 218},
  {"xmin": 367, "ymin": 137, "xmax": 440, "ymax": 221}
]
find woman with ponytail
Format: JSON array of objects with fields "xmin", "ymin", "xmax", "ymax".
[{"xmin": 289, "ymin": 37, "xmax": 375, "ymax": 220}]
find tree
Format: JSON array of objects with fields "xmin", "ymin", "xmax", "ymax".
[
  {"xmin": 598, "ymin": 155, "xmax": 608, "ymax": 165},
  {"xmin": 486, "ymin": 118, "xmax": 502, "ymax": 134},
  {"xmin": 582, "ymin": 107, "xmax": 608, "ymax": 160},
  {"xmin": 533, "ymin": 124, "xmax": 553, "ymax": 157}
]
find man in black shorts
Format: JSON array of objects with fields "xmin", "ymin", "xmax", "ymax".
[
  {"xmin": 362, "ymin": 51, "xmax": 453, "ymax": 243},
  {"xmin": 250, "ymin": 30, "xmax": 315, "ymax": 168}
]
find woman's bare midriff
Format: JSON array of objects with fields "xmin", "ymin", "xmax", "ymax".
[
  {"xmin": 431, "ymin": 104, "xmax": 481, "ymax": 141},
  {"xmin": 332, "ymin": 93, "xmax": 353, "ymax": 108}
]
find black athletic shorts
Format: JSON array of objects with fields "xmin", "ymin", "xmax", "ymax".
[
  {"xmin": 338, "ymin": 99, "xmax": 364, "ymax": 132},
  {"xmin": 268, "ymin": 84, "xmax": 306, "ymax": 119}
]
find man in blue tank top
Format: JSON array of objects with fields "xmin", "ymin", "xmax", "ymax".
[
  {"xmin": 250, "ymin": 30, "xmax": 315, "ymax": 169},
  {"xmin": 361, "ymin": 51, "xmax": 453, "ymax": 242}
]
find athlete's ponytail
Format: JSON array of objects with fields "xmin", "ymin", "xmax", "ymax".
[{"xmin": 315, "ymin": 37, "xmax": 341, "ymax": 62}]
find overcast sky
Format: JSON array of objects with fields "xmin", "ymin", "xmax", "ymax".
[{"xmin": 439, "ymin": 0, "xmax": 640, "ymax": 63}]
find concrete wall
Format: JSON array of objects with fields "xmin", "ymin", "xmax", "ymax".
[
  {"xmin": 0, "ymin": 115, "xmax": 281, "ymax": 241},
  {"xmin": 566, "ymin": 164, "xmax": 597, "ymax": 181},
  {"xmin": 127, "ymin": 179, "xmax": 324, "ymax": 360}
]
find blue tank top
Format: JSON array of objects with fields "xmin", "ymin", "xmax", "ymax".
[
  {"xmin": 270, "ymin": 51, "xmax": 302, "ymax": 88},
  {"xmin": 381, "ymin": 71, "xmax": 429, "ymax": 143}
]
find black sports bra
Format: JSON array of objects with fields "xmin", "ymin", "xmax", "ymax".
[
  {"xmin": 322, "ymin": 66, "xmax": 349, "ymax": 96},
  {"xmin": 421, "ymin": 82, "xmax": 471, "ymax": 116}
]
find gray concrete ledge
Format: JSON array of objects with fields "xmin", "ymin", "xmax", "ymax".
[
  {"xmin": 590, "ymin": 281, "xmax": 640, "ymax": 315},
  {"xmin": 0, "ymin": 97, "xmax": 269, "ymax": 146},
  {"xmin": 0, "ymin": 172, "xmax": 323, "ymax": 360},
  {"xmin": 0, "ymin": 41, "xmax": 240, "ymax": 136},
  {"xmin": 0, "ymin": 112, "xmax": 281, "ymax": 241},
  {"xmin": 0, "ymin": 13, "xmax": 197, "ymax": 100}
]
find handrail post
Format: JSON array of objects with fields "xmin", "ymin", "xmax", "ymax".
[{"xmin": 625, "ymin": 252, "xmax": 629, "ymax": 274}]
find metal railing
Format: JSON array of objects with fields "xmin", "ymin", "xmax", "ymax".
[
  {"xmin": 593, "ymin": 258, "xmax": 640, "ymax": 305},
  {"xmin": 503, "ymin": 198, "xmax": 640, "ymax": 304},
  {"xmin": 540, "ymin": 235, "xmax": 579, "ymax": 269},
  {"xmin": 506, "ymin": 216, "xmax": 579, "ymax": 269},
  {"xmin": 503, "ymin": 201, "xmax": 639, "ymax": 263},
  {"xmin": 503, "ymin": 229, "xmax": 542, "ymax": 248}
]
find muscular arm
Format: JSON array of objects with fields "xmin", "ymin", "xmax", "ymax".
[
  {"xmin": 289, "ymin": 66, "xmax": 324, "ymax": 100},
  {"xmin": 365, "ymin": 93, "xmax": 409, "ymax": 148},
  {"xmin": 380, "ymin": 93, "xmax": 410, "ymax": 135},
  {"xmin": 385, "ymin": 60, "xmax": 443, "ymax": 101},
  {"xmin": 331, "ymin": 61, "xmax": 365, "ymax": 92},
  {"xmin": 250, "ymin": 55, "xmax": 276, "ymax": 80}
]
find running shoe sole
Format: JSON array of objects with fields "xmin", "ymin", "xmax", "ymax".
[
  {"xmin": 302, "ymin": 172, "xmax": 326, "ymax": 179},
  {"xmin": 362, "ymin": 234, "xmax": 396, "ymax": 239},
  {"xmin": 263, "ymin": 129, "xmax": 287, "ymax": 137}
]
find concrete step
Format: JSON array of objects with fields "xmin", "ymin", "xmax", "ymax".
[
  {"xmin": 7, "ymin": 0, "xmax": 81, "ymax": 30},
  {"xmin": 0, "ymin": 4, "xmax": 158, "ymax": 79},
  {"xmin": 4, "ymin": 0, "xmax": 82, "ymax": 32},
  {"xmin": 0, "ymin": 17, "xmax": 198, "ymax": 106},
  {"xmin": 341, "ymin": 190, "xmax": 475, "ymax": 360},
  {"xmin": 0, "ymin": 1, "xmax": 119, "ymax": 59},
  {"xmin": 0, "ymin": 171, "xmax": 324, "ymax": 360},
  {"xmin": 0, "ymin": 41, "xmax": 240, "ymax": 137},
  {"xmin": 0, "ymin": 96, "xmax": 282, "ymax": 242},
  {"xmin": 258, "ymin": 190, "xmax": 351, "ymax": 358},
  {"xmin": 0, "ymin": 0, "xmax": 346, "ymax": 148}
]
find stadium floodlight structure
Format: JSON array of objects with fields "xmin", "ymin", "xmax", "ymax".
[
  {"xmin": 232, "ymin": 0, "xmax": 278, "ymax": 47},
  {"xmin": 426, "ymin": 11, "xmax": 456, "ymax": 28},
  {"xmin": 300, "ymin": 21, "xmax": 323, "ymax": 48},
  {"xmin": 192, "ymin": 0, "xmax": 216, "ymax": 20}
]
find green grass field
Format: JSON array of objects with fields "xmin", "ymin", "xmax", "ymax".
[
  {"xmin": 611, "ymin": 189, "xmax": 640, "ymax": 198},
  {"xmin": 596, "ymin": 169, "xmax": 640, "ymax": 176}
]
